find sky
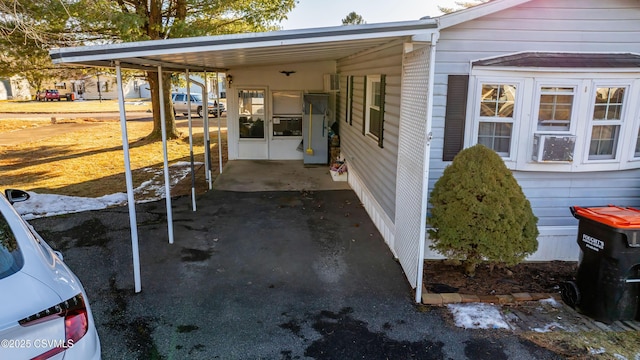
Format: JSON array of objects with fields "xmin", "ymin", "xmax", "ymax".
[{"xmin": 280, "ymin": 0, "xmax": 461, "ymax": 30}]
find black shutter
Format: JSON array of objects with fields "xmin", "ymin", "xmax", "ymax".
[
  {"xmin": 362, "ymin": 75, "xmax": 367, "ymax": 135},
  {"xmin": 442, "ymin": 75, "xmax": 469, "ymax": 161},
  {"xmin": 348, "ymin": 75, "xmax": 353, "ymax": 125},
  {"xmin": 377, "ymin": 74, "xmax": 386, "ymax": 148}
]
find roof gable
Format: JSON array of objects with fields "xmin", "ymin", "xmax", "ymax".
[{"xmin": 437, "ymin": 0, "xmax": 533, "ymax": 29}]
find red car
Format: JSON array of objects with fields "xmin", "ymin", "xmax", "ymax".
[{"xmin": 37, "ymin": 89, "xmax": 61, "ymax": 101}]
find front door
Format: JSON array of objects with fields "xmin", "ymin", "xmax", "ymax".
[
  {"xmin": 237, "ymin": 89, "xmax": 305, "ymax": 160},
  {"xmin": 237, "ymin": 89, "xmax": 268, "ymax": 159}
]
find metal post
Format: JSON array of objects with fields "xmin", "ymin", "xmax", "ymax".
[
  {"xmin": 115, "ymin": 61, "xmax": 142, "ymax": 293},
  {"xmin": 203, "ymin": 71, "xmax": 212, "ymax": 189},
  {"xmin": 157, "ymin": 66, "xmax": 175, "ymax": 244},
  {"xmin": 216, "ymin": 72, "xmax": 223, "ymax": 174},
  {"xmin": 186, "ymin": 70, "xmax": 196, "ymax": 211}
]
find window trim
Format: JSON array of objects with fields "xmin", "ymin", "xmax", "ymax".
[
  {"xmin": 365, "ymin": 75, "xmax": 380, "ymax": 140},
  {"xmin": 533, "ymin": 83, "xmax": 579, "ymax": 133},
  {"xmin": 584, "ymin": 83, "xmax": 629, "ymax": 162},
  {"xmin": 364, "ymin": 74, "xmax": 385, "ymax": 147},
  {"xmin": 471, "ymin": 78, "xmax": 524, "ymax": 162}
]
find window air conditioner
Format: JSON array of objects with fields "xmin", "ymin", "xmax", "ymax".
[
  {"xmin": 323, "ymin": 74, "xmax": 340, "ymax": 92},
  {"xmin": 532, "ymin": 134, "xmax": 576, "ymax": 162}
]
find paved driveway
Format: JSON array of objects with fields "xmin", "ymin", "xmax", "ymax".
[{"xmin": 30, "ymin": 189, "xmax": 561, "ymax": 359}]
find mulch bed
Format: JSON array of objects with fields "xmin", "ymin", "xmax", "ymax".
[{"xmin": 423, "ymin": 260, "xmax": 578, "ymax": 296}]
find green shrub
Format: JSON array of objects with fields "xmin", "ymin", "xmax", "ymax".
[{"xmin": 427, "ymin": 144, "xmax": 538, "ymax": 275}]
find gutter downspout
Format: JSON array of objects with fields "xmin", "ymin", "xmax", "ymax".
[
  {"xmin": 115, "ymin": 61, "xmax": 142, "ymax": 293},
  {"xmin": 415, "ymin": 31, "xmax": 439, "ymax": 303}
]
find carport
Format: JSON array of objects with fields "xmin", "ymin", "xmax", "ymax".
[{"xmin": 49, "ymin": 20, "xmax": 439, "ymax": 301}]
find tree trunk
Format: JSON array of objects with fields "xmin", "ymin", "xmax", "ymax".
[
  {"xmin": 146, "ymin": 71, "xmax": 179, "ymax": 141},
  {"xmin": 142, "ymin": 0, "xmax": 179, "ymax": 141}
]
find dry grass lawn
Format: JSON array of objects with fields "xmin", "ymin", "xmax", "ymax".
[{"xmin": 0, "ymin": 117, "xmax": 227, "ymax": 199}]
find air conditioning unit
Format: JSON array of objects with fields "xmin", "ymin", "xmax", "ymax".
[
  {"xmin": 323, "ymin": 74, "xmax": 340, "ymax": 92},
  {"xmin": 532, "ymin": 134, "xmax": 576, "ymax": 162}
]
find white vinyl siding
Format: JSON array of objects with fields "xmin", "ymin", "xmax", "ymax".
[
  {"xmin": 430, "ymin": 0, "xmax": 640, "ymax": 227},
  {"xmin": 337, "ymin": 41, "xmax": 404, "ymax": 220}
]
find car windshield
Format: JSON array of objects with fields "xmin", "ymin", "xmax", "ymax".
[
  {"xmin": 0, "ymin": 212, "xmax": 24, "ymax": 279},
  {"xmin": 190, "ymin": 94, "xmax": 203, "ymax": 102}
]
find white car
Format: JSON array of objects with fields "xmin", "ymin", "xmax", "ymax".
[
  {"xmin": 171, "ymin": 93, "xmax": 225, "ymax": 118},
  {"xmin": 0, "ymin": 189, "xmax": 101, "ymax": 360}
]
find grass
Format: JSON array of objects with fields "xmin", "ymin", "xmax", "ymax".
[
  {"xmin": 0, "ymin": 99, "xmax": 151, "ymax": 113},
  {"xmin": 0, "ymin": 117, "xmax": 227, "ymax": 199},
  {"xmin": 524, "ymin": 330, "xmax": 640, "ymax": 359}
]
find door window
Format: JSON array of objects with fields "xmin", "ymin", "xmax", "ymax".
[{"xmin": 239, "ymin": 90, "xmax": 266, "ymax": 139}]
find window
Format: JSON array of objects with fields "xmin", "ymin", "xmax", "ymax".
[
  {"xmin": 272, "ymin": 91, "xmax": 302, "ymax": 137},
  {"xmin": 346, "ymin": 75, "xmax": 353, "ymax": 124},
  {"xmin": 537, "ymin": 87, "xmax": 575, "ymax": 131},
  {"xmin": 468, "ymin": 70, "xmax": 640, "ymax": 171},
  {"xmin": 0, "ymin": 213, "xmax": 24, "ymax": 280},
  {"xmin": 365, "ymin": 76, "xmax": 382, "ymax": 139},
  {"xmin": 364, "ymin": 75, "xmax": 386, "ymax": 147},
  {"xmin": 238, "ymin": 89, "xmax": 265, "ymax": 139},
  {"xmin": 477, "ymin": 84, "xmax": 517, "ymax": 156},
  {"xmin": 588, "ymin": 87, "xmax": 625, "ymax": 160},
  {"xmin": 635, "ymin": 128, "xmax": 640, "ymax": 158}
]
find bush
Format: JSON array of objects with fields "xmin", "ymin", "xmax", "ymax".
[{"xmin": 427, "ymin": 144, "xmax": 538, "ymax": 275}]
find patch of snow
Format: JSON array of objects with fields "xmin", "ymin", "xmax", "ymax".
[
  {"xmin": 447, "ymin": 303, "xmax": 510, "ymax": 330},
  {"xmin": 13, "ymin": 164, "xmax": 197, "ymax": 219},
  {"xmin": 589, "ymin": 347, "xmax": 606, "ymax": 355},
  {"xmin": 539, "ymin": 297, "xmax": 561, "ymax": 307},
  {"xmin": 531, "ymin": 321, "xmax": 568, "ymax": 333},
  {"xmin": 13, "ymin": 192, "xmax": 127, "ymax": 220},
  {"xmin": 613, "ymin": 354, "xmax": 627, "ymax": 360}
]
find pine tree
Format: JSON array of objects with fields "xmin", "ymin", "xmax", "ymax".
[{"xmin": 428, "ymin": 144, "xmax": 539, "ymax": 275}]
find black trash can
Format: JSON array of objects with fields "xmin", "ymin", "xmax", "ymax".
[{"xmin": 567, "ymin": 206, "xmax": 640, "ymax": 323}]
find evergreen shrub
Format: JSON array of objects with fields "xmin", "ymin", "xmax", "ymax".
[{"xmin": 427, "ymin": 144, "xmax": 539, "ymax": 275}]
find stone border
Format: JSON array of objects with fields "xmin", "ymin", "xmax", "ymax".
[{"xmin": 421, "ymin": 287, "xmax": 563, "ymax": 306}]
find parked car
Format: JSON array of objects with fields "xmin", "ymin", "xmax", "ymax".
[
  {"xmin": 36, "ymin": 90, "xmax": 61, "ymax": 101},
  {"xmin": 171, "ymin": 93, "xmax": 225, "ymax": 118},
  {"xmin": 0, "ymin": 189, "xmax": 101, "ymax": 360}
]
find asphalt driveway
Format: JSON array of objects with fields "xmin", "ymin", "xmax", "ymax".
[{"xmin": 30, "ymin": 189, "xmax": 561, "ymax": 359}]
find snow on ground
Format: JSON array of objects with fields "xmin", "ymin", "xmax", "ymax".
[
  {"xmin": 447, "ymin": 303, "xmax": 511, "ymax": 330},
  {"xmin": 12, "ymin": 162, "xmax": 201, "ymax": 220}
]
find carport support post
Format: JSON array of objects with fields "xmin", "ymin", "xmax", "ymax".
[
  {"xmin": 215, "ymin": 72, "xmax": 223, "ymax": 174},
  {"xmin": 157, "ymin": 65, "xmax": 175, "ymax": 244},
  {"xmin": 203, "ymin": 72, "xmax": 212, "ymax": 190},
  {"xmin": 186, "ymin": 70, "xmax": 196, "ymax": 211},
  {"xmin": 115, "ymin": 61, "xmax": 142, "ymax": 293}
]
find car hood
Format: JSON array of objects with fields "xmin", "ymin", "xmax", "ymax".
[{"xmin": 0, "ymin": 271, "xmax": 61, "ymax": 329}]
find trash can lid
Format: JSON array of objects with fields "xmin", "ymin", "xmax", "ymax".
[{"xmin": 571, "ymin": 205, "xmax": 640, "ymax": 229}]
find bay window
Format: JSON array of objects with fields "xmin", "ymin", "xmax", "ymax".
[{"xmin": 467, "ymin": 72, "xmax": 640, "ymax": 172}]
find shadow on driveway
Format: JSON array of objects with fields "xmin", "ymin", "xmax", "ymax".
[{"xmin": 30, "ymin": 190, "xmax": 562, "ymax": 359}]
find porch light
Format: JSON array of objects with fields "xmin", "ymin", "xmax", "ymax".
[{"xmin": 226, "ymin": 74, "xmax": 233, "ymax": 85}]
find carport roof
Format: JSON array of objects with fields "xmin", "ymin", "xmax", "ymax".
[{"xmin": 49, "ymin": 20, "xmax": 437, "ymax": 72}]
